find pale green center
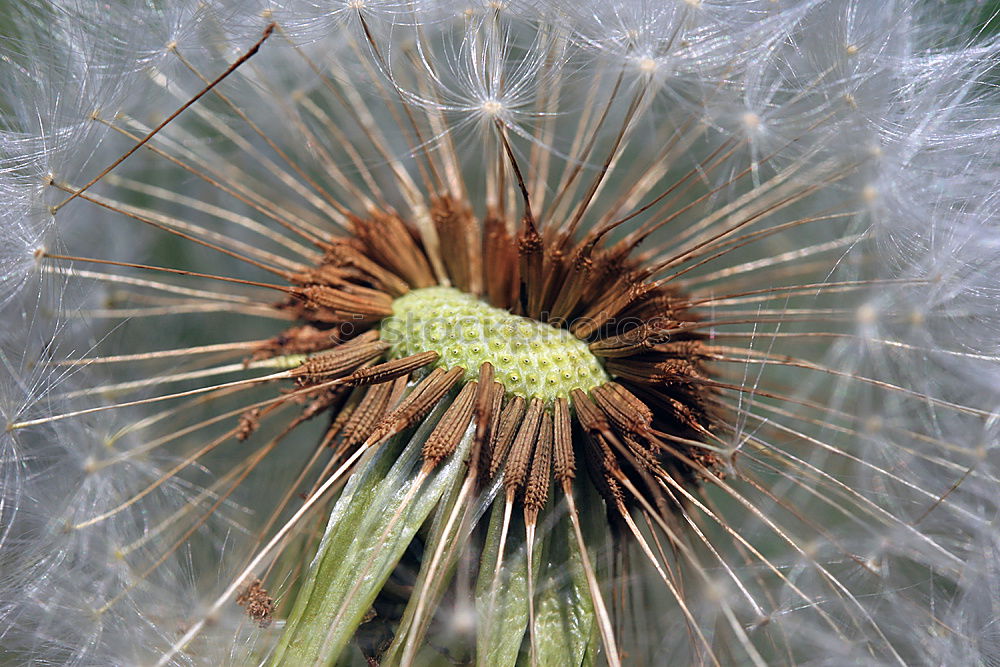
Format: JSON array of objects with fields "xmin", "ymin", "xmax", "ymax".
[{"xmin": 380, "ymin": 286, "xmax": 608, "ymax": 400}]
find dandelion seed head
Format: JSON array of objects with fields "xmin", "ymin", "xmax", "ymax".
[{"xmin": 2, "ymin": 1, "xmax": 1000, "ymax": 665}]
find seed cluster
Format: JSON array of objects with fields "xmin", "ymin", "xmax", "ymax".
[
  {"xmin": 250, "ymin": 193, "xmax": 719, "ymax": 535},
  {"xmin": 240, "ymin": 199, "xmax": 725, "ymax": 652}
]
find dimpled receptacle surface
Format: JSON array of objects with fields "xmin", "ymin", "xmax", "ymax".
[{"xmin": 380, "ymin": 287, "xmax": 608, "ymax": 400}]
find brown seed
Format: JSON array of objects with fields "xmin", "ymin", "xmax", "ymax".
[
  {"xmin": 620, "ymin": 287, "xmax": 686, "ymax": 323},
  {"xmin": 290, "ymin": 338, "xmax": 389, "ymax": 384},
  {"xmin": 346, "ymin": 351, "xmax": 439, "ymax": 386},
  {"xmin": 422, "ymin": 380, "xmax": 479, "ymax": 468},
  {"xmin": 650, "ymin": 340, "xmax": 707, "ymax": 359},
  {"xmin": 583, "ymin": 432, "xmax": 626, "ymax": 508},
  {"xmin": 604, "ymin": 357, "xmax": 703, "ymax": 386},
  {"xmin": 364, "ymin": 367, "xmax": 464, "ymax": 446},
  {"xmin": 236, "ymin": 408, "xmax": 261, "ymax": 442},
  {"xmin": 548, "ymin": 244, "xmax": 594, "ymax": 324},
  {"xmin": 352, "ymin": 211, "xmax": 436, "ymax": 288},
  {"xmin": 488, "ymin": 395, "xmax": 527, "ymax": 479},
  {"xmin": 383, "ymin": 373, "xmax": 411, "ymax": 411},
  {"xmin": 572, "ymin": 277, "xmax": 650, "ymax": 338},
  {"xmin": 298, "ymin": 284, "xmax": 394, "ymax": 317},
  {"xmin": 322, "ymin": 238, "xmax": 410, "ymax": 296},
  {"xmin": 236, "ymin": 579, "xmax": 274, "ymax": 628},
  {"xmin": 534, "ymin": 236, "xmax": 569, "ymax": 320},
  {"xmin": 587, "ymin": 320, "xmax": 676, "ymax": 358},
  {"xmin": 591, "ymin": 382, "xmax": 653, "ymax": 435},
  {"xmin": 324, "ymin": 388, "xmax": 363, "ymax": 445},
  {"xmin": 503, "ymin": 397, "xmax": 545, "ymax": 497},
  {"xmin": 626, "ymin": 383, "xmax": 712, "ymax": 438},
  {"xmin": 524, "ymin": 412, "xmax": 553, "ymax": 517},
  {"xmin": 339, "ymin": 381, "xmax": 394, "ymax": 449},
  {"xmin": 517, "ymin": 217, "xmax": 545, "ymax": 317},
  {"xmin": 468, "ymin": 363, "xmax": 497, "ymax": 476},
  {"xmin": 250, "ymin": 324, "xmax": 339, "ymax": 362},
  {"xmin": 432, "ymin": 194, "xmax": 481, "ymax": 295},
  {"xmin": 291, "ymin": 263, "xmax": 350, "ymax": 288},
  {"xmin": 483, "ymin": 214, "xmax": 519, "ymax": 310},
  {"xmin": 552, "ymin": 397, "xmax": 575, "ymax": 484},
  {"xmin": 623, "ymin": 433, "xmax": 660, "ymax": 473},
  {"xmin": 299, "ymin": 384, "xmax": 352, "ymax": 423},
  {"xmin": 570, "ymin": 389, "xmax": 610, "ymax": 435},
  {"xmin": 475, "ymin": 382, "xmax": 506, "ymax": 481}
]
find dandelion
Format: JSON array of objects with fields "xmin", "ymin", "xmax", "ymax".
[{"xmin": 2, "ymin": 1, "xmax": 999, "ymax": 665}]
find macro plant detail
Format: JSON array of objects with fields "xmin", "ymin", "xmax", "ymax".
[{"xmin": 2, "ymin": 1, "xmax": 1000, "ymax": 666}]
